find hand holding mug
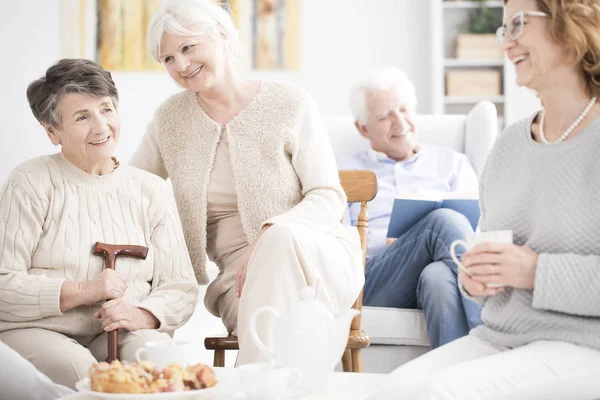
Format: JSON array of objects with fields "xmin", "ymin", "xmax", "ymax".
[
  {"xmin": 459, "ymin": 267, "xmax": 504, "ymax": 298},
  {"xmin": 462, "ymin": 242, "xmax": 539, "ymax": 290},
  {"xmin": 450, "ymin": 230, "xmax": 514, "ymax": 287},
  {"xmin": 451, "ymin": 230, "xmax": 539, "ymax": 292}
]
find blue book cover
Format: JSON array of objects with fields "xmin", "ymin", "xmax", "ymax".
[{"xmin": 386, "ymin": 194, "xmax": 480, "ymax": 239}]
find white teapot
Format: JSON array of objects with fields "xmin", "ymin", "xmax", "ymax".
[{"xmin": 248, "ymin": 287, "xmax": 359, "ymax": 395}]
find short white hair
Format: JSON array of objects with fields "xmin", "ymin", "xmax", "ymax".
[
  {"xmin": 147, "ymin": 0, "xmax": 239, "ymax": 62},
  {"xmin": 348, "ymin": 67, "xmax": 418, "ymax": 125}
]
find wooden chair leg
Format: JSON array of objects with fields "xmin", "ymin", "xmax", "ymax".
[
  {"xmin": 213, "ymin": 349, "xmax": 225, "ymax": 367},
  {"xmin": 351, "ymin": 349, "xmax": 363, "ymax": 373},
  {"xmin": 341, "ymin": 349, "xmax": 353, "ymax": 372}
]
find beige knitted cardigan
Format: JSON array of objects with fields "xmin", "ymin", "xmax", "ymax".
[{"xmin": 131, "ymin": 82, "xmax": 347, "ymax": 284}]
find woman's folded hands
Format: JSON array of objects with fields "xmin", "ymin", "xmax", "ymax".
[
  {"xmin": 59, "ymin": 269, "xmax": 127, "ymax": 312},
  {"xmin": 60, "ymin": 269, "xmax": 158, "ymax": 330},
  {"xmin": 94, "ymin": 298, "xmax": 159, "ymax": 331},
  {"xmin": 83, "ymin": 269, "xmax": 128, "ymax": 304}
]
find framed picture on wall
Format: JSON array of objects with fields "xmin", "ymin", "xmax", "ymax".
[{"xmin": 60, "ymin": 0, "xmax": 300, "ymax": 71}]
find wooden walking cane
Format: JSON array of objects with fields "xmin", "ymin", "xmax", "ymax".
[{"xmin": 92, "ymin": 242, "xmax": 149, "ymax": 362}]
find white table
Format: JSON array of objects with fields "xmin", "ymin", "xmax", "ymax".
[
  {"xmin": 60, "ymin": 367, "xmax": 386, "ymax": 399},
  {"xmin": 221, "ymin": 367, "xmax": 385, "ymax": 399}
]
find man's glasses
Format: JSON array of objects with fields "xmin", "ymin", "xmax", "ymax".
[{"xmin": 496, "ymin": 11, "xmax": 549, "ymax": 45}]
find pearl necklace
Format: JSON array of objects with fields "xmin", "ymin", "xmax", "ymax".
[{"xmin": 538, "ymin": 97, "xmax": 597, "ymax": 144}]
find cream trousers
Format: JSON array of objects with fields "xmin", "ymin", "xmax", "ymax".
[
  {"xmin": 0, "ymin": 328, "xmax": 169, "ymax": 389},
  {"xmin": 215, "ymin": 221, "xmax": 364, "ymax": 365},
  {"xmin": 373, "ymin": 334, "xmax": 600, "ymax": 400}
]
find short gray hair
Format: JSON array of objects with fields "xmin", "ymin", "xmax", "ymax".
[
  {"xmin": 27, "ymin": 59, "xmax": 119, "ymax": 129},
  {"xmin": 147, "ymin": 0, "xmax": 239, "ymax": 62},
  {"xmin": 348, "ymin": 67, "xmax": 418, "ymax": 125}
]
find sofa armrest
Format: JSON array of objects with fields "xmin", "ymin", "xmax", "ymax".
[{"xmin": 464, "ymin": 101, "xmax": 498, "ymax": 177}]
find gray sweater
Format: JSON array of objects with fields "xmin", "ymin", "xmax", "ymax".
[{"xmin": 469, "ymin": 113, "xmax": 600, "ymax": 350}]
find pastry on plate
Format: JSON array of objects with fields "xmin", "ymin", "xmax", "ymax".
[
  {"xmin": 89, "ymin": 360, "xmax": 154, "ymax": 393},
  {"xmin": 184, "ymin": 363, "xmax": 218, "ymax": 390},
  {"xmin": 147, "ymin": 363, "xmax": 185, "ymax": 393},
  {"xmin": 88, "ymin": 361, "xmax": 217, "ymax": 393}
]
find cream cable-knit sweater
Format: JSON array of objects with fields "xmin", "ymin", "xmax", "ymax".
[
  {"xmin": 0, "ymin": 154, "xmax": 199, "ymax": 336},
  {"xmin": 465, "ymin": 114, "xmax": 600, "ymax": 351},
  {"xmin": 131, "ymin": 82, "xmax": 351, "ymax": 284}
]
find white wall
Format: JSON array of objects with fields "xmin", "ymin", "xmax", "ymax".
[
  {"xmin": 244, "ymin": 0, "xmax": 432, "ymax": 115},
  {"xmin": 0, "ymin": 0, "xmax": 431, "ymax": 185},
  {"xmin": 504, "ymin": 60, "xmax": 542, "ymax": 124},
  {"xmin": 0, "ymin": 0, "xmax": 62, "ymax": 184}
]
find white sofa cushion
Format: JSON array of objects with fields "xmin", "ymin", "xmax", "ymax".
[
  {"xmin": 324, "ymin": 101, "xmax": 498, "ymax": 346},
  {"xmin": 362, "ymin": 307, "xmax": 430, "ymax": 347}
]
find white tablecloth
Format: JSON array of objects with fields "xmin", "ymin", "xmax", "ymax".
[{"xmin": 60, "ymin": 367, "xmax": 386, "ymax": 400}]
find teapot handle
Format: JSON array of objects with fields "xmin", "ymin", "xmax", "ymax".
[{"xmin": 249, "ymin": 306, "xmax": 279, "ymax": 363}]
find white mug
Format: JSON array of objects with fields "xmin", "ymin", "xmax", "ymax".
[
  {"xmin": 134, "ymin": 339, "xmax": 190, "ymax": 369},
  {"xmin": 450, "ymin": 230, "xmax": 513, "ymax": 288},
  {"xmin": 238, "ymin": 363, "xmax": 302, "ymax": 400}
]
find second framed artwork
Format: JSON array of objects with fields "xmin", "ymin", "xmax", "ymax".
[{"xmin": 60, "ymin": 0, "xmax": 300, "ymax": 71}]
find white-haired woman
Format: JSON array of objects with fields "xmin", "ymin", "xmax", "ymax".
[
  {"xmin": 372, "ymin": 0, "xmax": 600, "ymax": 399},
  {"xmin": 131, "ymin": 0, "xmax": 364, "ymax": 364}
]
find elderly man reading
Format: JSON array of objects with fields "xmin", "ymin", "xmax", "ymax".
[{"xmin": 339, "ymin": 67, "xmax": 483, "ymax": 348}]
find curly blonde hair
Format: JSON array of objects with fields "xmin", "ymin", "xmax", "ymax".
[{"xmin": 504, "ymin": 0, "xmax": 600, "ymax": 97}]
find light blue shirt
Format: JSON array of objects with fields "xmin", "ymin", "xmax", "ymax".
[{"xmin": 338, "ymin": 146, "xmax": 479, "ymax": 259}]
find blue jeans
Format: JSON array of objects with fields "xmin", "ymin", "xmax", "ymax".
[{"xmin": 364, "ymin": 209, "xmax": 483, "ymax": 348}]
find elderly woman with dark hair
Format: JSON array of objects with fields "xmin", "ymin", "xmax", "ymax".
[
  {"xmin": 373, "ymin": 0, "xmax": 600, "ymax": 399},
  {"xmin": 0, "ymin": 59, "xmax": 199, "ymax": 389}
]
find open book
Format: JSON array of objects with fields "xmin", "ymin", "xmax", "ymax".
[{"xmin": 386, "ymin": 192, "xmax": 480, "ymax": 240}]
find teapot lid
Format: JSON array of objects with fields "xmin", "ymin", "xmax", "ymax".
[{"xmin": 283, "ymin": 286, "xmax": 333, "ymax": 329}]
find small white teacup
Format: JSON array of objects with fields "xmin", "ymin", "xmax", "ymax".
[
  {"xmin": 238, "ymin": 363, "xmax": 302, "ymax": 400},
  {"xmin": 450, "ymin": 230, "xmax": 513, "ymax": 288},
  {"xmin": 134, "ymin": 340, "xmax": 190, "ymax": 369}
]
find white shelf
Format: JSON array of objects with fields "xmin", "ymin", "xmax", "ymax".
[
  {"xmin": 431, "ymin": 0, "xmax": 541, "ymax": 125},
  {"xmin": 444, "ymin": 95, "xmax": 505, "ymax": 104},
  {"xmin": 444, "ymin": 58, "xmax": 504, "ymax": 67},
  {"xmin": 443, "ymin": 1, "xmax": 503, "ymax": 9}
]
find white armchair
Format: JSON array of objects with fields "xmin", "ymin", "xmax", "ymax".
[{"xmin": 325, "ymin": 101, "xmax": 498, "ymax": 373}]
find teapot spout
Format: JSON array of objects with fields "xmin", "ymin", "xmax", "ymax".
[{"xmin": 330, "ymin": 308, "xmax": 360, "ymax": 366}]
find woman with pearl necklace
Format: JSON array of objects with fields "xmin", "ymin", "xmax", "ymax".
[{"xmin": 372, "ymin": 1, "xmax": 600, "ymax": 399}]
